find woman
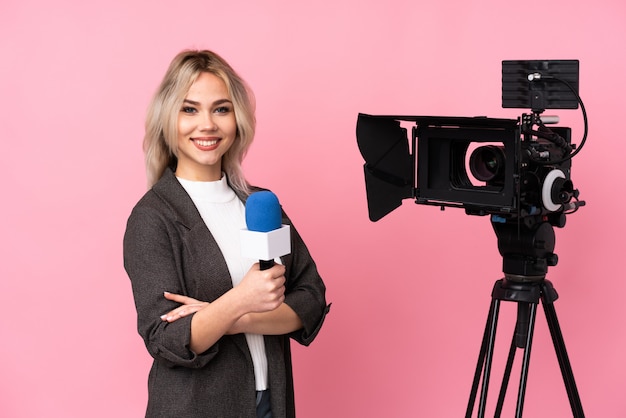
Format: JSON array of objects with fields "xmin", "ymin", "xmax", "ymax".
[{"xmin": 123, "ymin": 49, "xmax": 330, "ymax": 418}]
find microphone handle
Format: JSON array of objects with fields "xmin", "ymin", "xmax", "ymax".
[{"xmin": 259, "ymin": 260, "xmax": 274, "ymax": 271}]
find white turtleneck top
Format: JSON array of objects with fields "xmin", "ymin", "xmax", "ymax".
[{"xmin": 177, "ymin": 175, "xmax": 268, "ymax": 391}]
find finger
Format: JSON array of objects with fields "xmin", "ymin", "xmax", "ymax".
[
  {"xmin": 274, "ymin": 264, "xmax": 286, "ymax": 277},
  {"xmin": 161, "ymin": 302, "xmax": 210, "ymax": 322},
  {"xmin": 253, "ymin": 263, "xmax": 285, "ymax": 277},
  {"xmin": 164, "ymin": 291, "xmax": 201, "ymax": 305},
  {"xmin": 160, "ymin": 305, "xmax": 198, "ymax": 322},
  {"xmin": 271, "ymin": 275, "xmax": 286, "ymax": 289}
]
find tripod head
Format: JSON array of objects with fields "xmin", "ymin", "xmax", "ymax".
[{"xmin": 492, "ymin": 216, "xmax": 559, "ymax": 282}]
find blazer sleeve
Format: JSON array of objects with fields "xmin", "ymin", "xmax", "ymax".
[
  {"xmin": 281, "ymin": 213, "xmax": 331, "ymax": 346},
  {"xmin": 123, "ymin": 201, "xmax": 219, "ymax": 369}
]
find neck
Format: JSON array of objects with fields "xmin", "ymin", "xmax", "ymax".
[{"xmin": 174, "ymin": 163, "xmax": 222, "ymax": 182}]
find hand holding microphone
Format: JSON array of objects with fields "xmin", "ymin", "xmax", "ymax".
[{"xmin": 237, "ymin": 191, "xmax": 292, "ymax": 313}]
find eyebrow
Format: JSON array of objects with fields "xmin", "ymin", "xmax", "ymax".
[{"xmin": 183, "ymin": 98, "xmax": 233, "ymax": 106}]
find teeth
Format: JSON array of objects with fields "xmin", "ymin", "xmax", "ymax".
[{"xmin": 195, "ymin": 139, "xmax": 218, "ymax": 147}]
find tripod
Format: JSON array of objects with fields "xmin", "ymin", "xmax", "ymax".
[{"xmin": 465, "ymin": 220, "xmax": 585, "ymax": 417}]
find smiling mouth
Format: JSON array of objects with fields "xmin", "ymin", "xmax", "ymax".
[
  {"xmin": 193, "ymin": 138, "xmax": 219, "ymax": 147},
  {"xmin": 194, "ymin": 139, "xmax": 217, "ymax": 147}
]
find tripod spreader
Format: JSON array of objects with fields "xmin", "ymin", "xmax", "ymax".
[{"xmin": 492, "ymin": 278, "xmax": 558, "ymax": 349}]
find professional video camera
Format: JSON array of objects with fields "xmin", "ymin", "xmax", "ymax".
[
  {"xmin": 357, "ymin": 59, "xmax": 587, "ymax": 279},
  {"xmin": 356, "ymin": 60, "xmax": 589, "ymax": 416}
]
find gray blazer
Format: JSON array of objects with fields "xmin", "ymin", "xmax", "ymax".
[{"xmin": 123, "ymin": 168, "xmax": 330, "ymax": 417}]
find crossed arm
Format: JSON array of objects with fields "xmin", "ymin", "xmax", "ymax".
[{"xmin": 160, "ymin": 262, "xmax": 303, "ymax": 354}]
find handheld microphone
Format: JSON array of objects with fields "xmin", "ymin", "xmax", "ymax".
[{"xmin": 241, "ymin": 191, "xmax": 291, "ymax": 270}]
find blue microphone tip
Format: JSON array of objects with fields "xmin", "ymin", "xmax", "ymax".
[{"xmin": 245, "ymin": 191, "xmax": 282, "ymax": 232}]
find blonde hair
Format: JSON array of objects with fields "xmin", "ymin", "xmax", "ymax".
[{"xmin": 143, "ymin": 49, "xmax": 256, "ymax": 194}]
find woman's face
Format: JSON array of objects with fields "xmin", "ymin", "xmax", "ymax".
[{"xmin": 175, "ymin": 72, "xmax": 237, "ymax": 181}]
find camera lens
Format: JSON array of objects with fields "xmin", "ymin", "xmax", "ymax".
[{"xmin": 469, "ymin": 145, "xmax": 506, "ymax": 183}]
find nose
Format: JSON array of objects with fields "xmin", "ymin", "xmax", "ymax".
[{"xmin": 200, "ymin": 112, "xmax": 217, "ymax": 131}]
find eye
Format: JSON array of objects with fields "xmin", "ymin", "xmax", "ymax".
[
  {"xmin": 214, "ymin": 105, "xmax": 232, "ymax": 114},
  {"xmin": 181, "ymin": 106, "xmax": 197, "ymax": 114}
]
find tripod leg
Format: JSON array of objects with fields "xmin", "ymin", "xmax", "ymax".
[
  {"xmin": 494, "ymin": 333, "xmax": 518, "ymax": 417},
  {"xmin": 495, "ymin": 300, "xmax": 534, "ymax": 415},
  {"xmin": 478, "ymin": 298, "xmax": 501, "ymax": 417},
  {"xmin": 466, "ymin": 298, "xmax": 501, "ymax": 418},
  {"xmin": 466, "ymin": 302, "xmax": 492, "ymax": 418},
  {"xmin": 515, "ymin": 301, "xmax": 538, "ymax": 418},
  {"xmin": 493, "ymin": 302, "xmax": 538, "ymax": 417},
  {"xmin": 541, "ymin": 283, "xmax": 585, "ymax": 417}
]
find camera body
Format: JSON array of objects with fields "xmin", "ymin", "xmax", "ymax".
[
  {"xmin": 358, "ymin": 114, "xmax": 573, "ymax": 223},
  {"xmin": 356, "ymin": 60, "xmax": 583, "ymax": 229},
  {"xmin": 414, "ymin": 113, "xmax": 577, "ymax": 223}
]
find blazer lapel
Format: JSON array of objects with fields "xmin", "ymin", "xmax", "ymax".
[{"xmin": 152, "ymin": 169, "xmax": 253, "ymax": 357}]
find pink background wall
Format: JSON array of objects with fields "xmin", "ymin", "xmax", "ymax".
[{"xmin": 1, "ymin": 1, "xmax": 625, "ymax": 416}]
